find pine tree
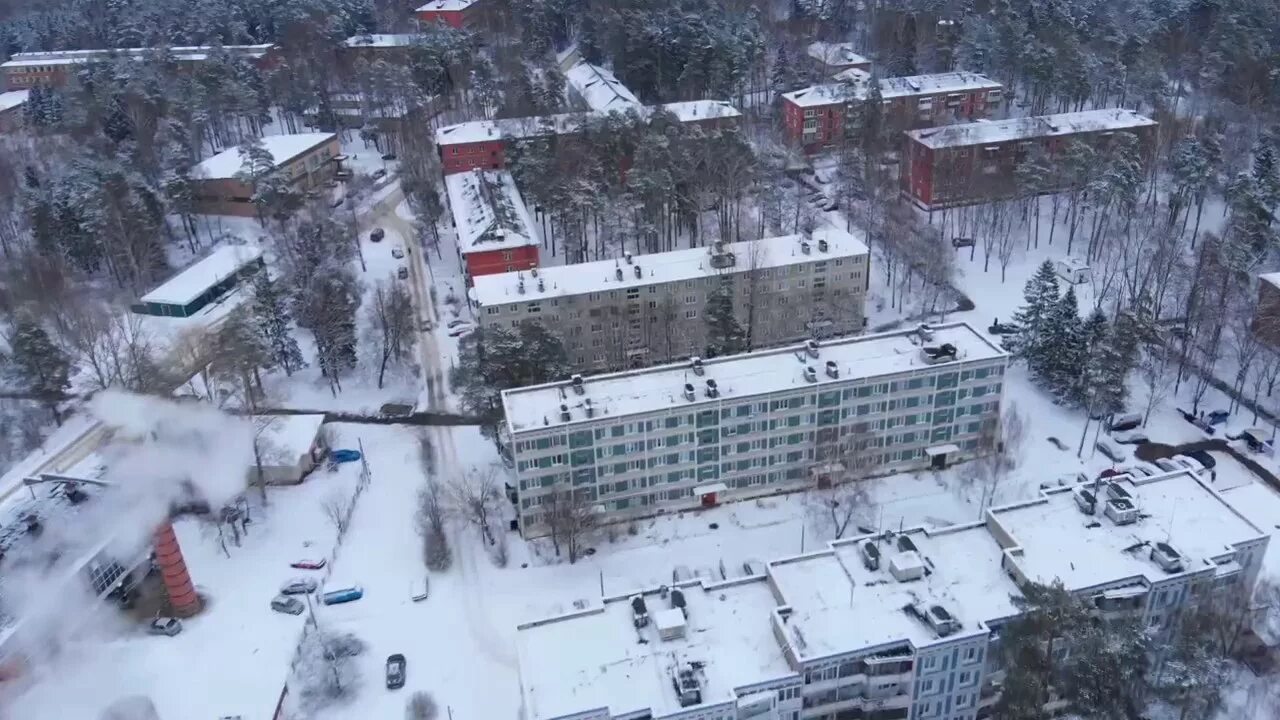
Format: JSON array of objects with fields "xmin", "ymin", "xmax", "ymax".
[
  {"xmin": 1009, "ymin": 260, "xmax": 1060, "ymax": 365},
  {"xmin": 771, "ymin": 44, "xmax": 797, "ymax": 94},
  {"xmin": 703, "ymin": 278, "xmax": 747, "ymax": 358},
  {"xmin": 861, "ymin": 75, "xmax": 884, "ymax": 158},
  {"xmin": 8, "ymin": 317, "xmax": 71, "ymax": 425},
  {"xmin": 252, "ymin": 271, "xmax": 305, "ymax": 376},
  {"xmin": 1039, "ymin": 286, "xmax": 1082, "ymax": 399}
]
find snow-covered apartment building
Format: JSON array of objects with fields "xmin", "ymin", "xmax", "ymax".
[
  {"xmin": 515, "ymin": 470, "xmax": 1270, "ymax": 720},
  {"xmin": 473, "ymin": 227, "xmax": 870, "ymax": 371},
  {"xmin": 805, "ymin": 42, "xmax": 872, "ymax": 76},
  {"xmin": 415, "ymin": 0, "xmax": 486, "ymax": 28},
  {"xmin": 781, "ymin": 71, "xmax": 1003, "ymax": 154},
  {"xmin": 900, "ymin": 109, "xmax": 1157, "ymax": 210},
  {"xmin": 445, "ymin": 169, "xmax": 542, "ymax": 279},
  {"xmin": 188, "ymin": 132, "xmax": 342, "ymax": 217},
  {"xmin": 435, "ymin": 100, "xmax": 742, "ymax": 175},
  {"xmin": 0, "ymin": 44, "xmax": 276, "ymax": 90},
  {"xmin": 502, "ymin": 322, "xmax": 1007, "ymax": 536}
]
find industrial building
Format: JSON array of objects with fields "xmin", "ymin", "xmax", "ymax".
[
  {"xmin": 515, "ymin": 470, "xmax": 1270, "ymax": 720},
  {"xmin": 473, "ymin": 227, "xmax": 870, "ymax": 371},
  {"xmin": 502, "ymin": 322, "xmax": 1008, "ymax": 536}
]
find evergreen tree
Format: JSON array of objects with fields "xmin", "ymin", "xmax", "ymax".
[
  {"xmin": 213, "ymin": 307, "xmax": 272, "ymax": 406},
  {"xmin": 860, "ymin": 74, "xmax": 884, "ymax": 158},
  {"xmin": 1009, "ymin": 260, "xmax": 1060, "ymax": 364},
  {"xmin": 703, "ymin": 278, "xmax": 747, "ymax": 358},
  {"xmin": 252, "ymin": 271, "xmax": 305, "ymax": 376},
  {"xmin": 451, "ymin": 321, "xmax": 569, "ymax": 439},
  {"xmin": 8, "ymin": 316, "xmax": 71, "ymax": 425},
  {"xmin": 1039, "ymin": 285, "xmax": 1082, "ymax": 399},
  {"xmin": 771, "ymin": 44, "xmax": 798, "ymax": 94}
]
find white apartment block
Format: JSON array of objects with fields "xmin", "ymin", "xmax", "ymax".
[
  {"xmin": 502, "ymin": 322, "xmax": 1007, "ymax": 537},
  {"xmin": 515, "ymin": 470, "xmax": 1270, "ymax": 720},
  {"xmin": 472, "ymin": 228, "xmax": 870, "ymax": 372}
]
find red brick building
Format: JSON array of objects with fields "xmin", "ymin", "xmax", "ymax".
[
  {"xmin": 1255, "ymin": 274, "xmax": 1280, "ymax": 348},
  {"xmin": 1, "ymin": 45, "xmax": 276, "ymax": 91},
  {"xmin": 415, "ymin": 0, "xmax": 483, "ymax": 28},
  {"xmin": 780, "ymin": 71, "xmax": 1003, "ymax": 154},
  {"xmin": 434, "ymin": 100, "xmax": 742, "ymax": 175},
  {"xmin": 444, "ymin": 169, "xmax": 541, "ymax": 280},
  {"xmin": 900, "ymin": 109, "xmax": 1157, "ymax": 210}
]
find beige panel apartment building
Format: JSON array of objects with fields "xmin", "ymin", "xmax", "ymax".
[
  {"xmin": 502, "ymin": 322, "xmax": 1008, "ymax": 537},
  {"xmin": 472, "ymin": 227, "xmax": 871, "ymax": 372}
]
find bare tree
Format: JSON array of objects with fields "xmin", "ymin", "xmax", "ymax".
[
  {"xmin": 1139, "ymin": 346, "xmax": 1173, "ymax": 426},
  {"xmin": 542, "ymin": 487, "xmax": 601, "ymax": 564},
  {"xmin": 405, "ymin": 691, "xmax": 439, "ymax": 720},
  {"xmin": 974, "ymin": 403, "xmax": 1026, "ymax": 516},
  {"xmin": 367, "ymin": 278, "xmax": 417, "ymax": 389},
  {"xmin": 446, "ymin": 466, "xmax": 505, "ymax": 546},
  {"xmin": 295, "ymin": 628, "xmax": 365, "ymax": 711},
  {"xmin": 321, "ymin": 492, "xmax": 354, "ymax": 535},
  {"xmin": 55, "ymin": 304, "xmax": 162, "ymax": 393},
  {"xmin": 415, "ymin": 481, "xmax": 452, "ymax": 572}
]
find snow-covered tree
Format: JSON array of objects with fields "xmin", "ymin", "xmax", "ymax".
[
  {"xmin": 451, "ymin": 321, "xmax": 569, "ymax": 438},
  {"xmin": 1009, "ymin": 260, "xmax": 1060, "ymax": 362},
  {"xmin": 251, "ymin": 271, "xmax": 305, "ymax": 377},
  {"xmin": 7, "ymin": 316, "xmax": 71, "ymax": 424},
  {"xmin": 703, "ymin": 278, "xmax": 747, "ymax": 358}
]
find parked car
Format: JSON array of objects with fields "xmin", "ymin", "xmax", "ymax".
[
  {"xmin": 951, "ymin": 237, "xmax": 976, "ymax": 249},
  {"xmin": 1095, "ymin": 438, "xmax": 1127, "ymax": 463},
  {"xmin": 271, "ymin": 595, "xmax": 305, "ymax": 615},
  {"xmin": 988, "ymin": 318, "xmax": 1020, "ymax": 335},
  {"xmin": 381, "ymin": 153, "xmax": 398, "ymax": 161},
  {"xmin": 1154, "ymin": 457, "xmax": 1183, "ymax": 474},
  {"xmin": 148, "ymin": 617, "xmax": 182, "ymax": 637},
  {"xmin": 1173, "ymin": 453, "xmax": 1214, "ymax": 480},
  {"xmin": 447, "ymin": 325, "xmax": 473, "ymax": 338},
  {"xmin": 1108, "ymin": 413, "xmax": 1143, "ymax": 432},
  {"xmin": 372, "ymin": 168, "xmax": 388, "ymax": 180},
  {"xmin": 411, "ymin": 578, "xmax": 429, "ymax": 602},
  {"xmin": 1206, "ymin": 410, "xmax": 1230, "ymax": 425},
  {"xmin": 419, "ymin": 319, "xmax": 433, "ymax": 332},
  {"xmin": 290, "ymin": 558, "xmax": 326, "ymax": 570},
  {"xmin": 397, "ymin": 266, "xmax": 409, "ymax": 280},
  {"xmin": 1124, "ymin": 462, "xmax": 1161, "ymax": 478},
  {"xmin": 385, "ymin": 653, "xmax": 406, "ymax": 689},
  {"xmin": 370, "ymin": 228, "xmax": 385, "ymax": 242},
  {"xmin": 819, "ymin": 198, "xmax": 838, "ymax": 212},
  {"xmin": 391, "ymin": 246, "xmax": 405, "ymax": 259},
  {"xmin": 447, "ymin": 319, "xmax": 470, "ymax": 329},
  {"xmin": 1112, "ymin": 430, "xmax": 1149, "ymax": 444},
  {"xmin": 322, "ymin": 586, "xmax": 364, "ymax": 605},
  {"xmin": 280, "ymin": 578, "xmax": 317, "ymax": 595},
  {"xmin": 1183, "ymin": 449, "xmax": 1217, "ymax": 470}
]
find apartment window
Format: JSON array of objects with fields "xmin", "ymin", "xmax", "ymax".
[
  {"xmin": 526, "ymin": 302, "xmax": 541, "ymax": 314},
  {"xmin": 962, "ymin": 647, "xmax": 979, "ymax": 664},
  {"xmin": 684, "ymin": 294, "xmax": 698, "ymax": 304},
  {"xmin": 686, "ymin": 309, "xmax": 698, "ymax": 319},
  {"xmin": 955, "ymin": 693, "xmax": 974, "ymax": 709},
  {"xmin": 920, "ymin": 678, "xmax": 936, "ymax": 694}
]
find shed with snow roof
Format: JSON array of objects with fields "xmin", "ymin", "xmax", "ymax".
[{"xmin": 250, "ymin": 414, "xmax": 328, "ymax": 485}]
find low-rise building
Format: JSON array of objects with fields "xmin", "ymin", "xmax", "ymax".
[
  {"xmin": 251, "ymin": 414, "xmax": 328, "ymax": 485},
  {"xmin": 805, "ymin": 41, "xmax": 871, "ymax": 75},
  {"xmin": 189, "ymin": 132, "xmax": 341, "ymax": 216},
  {"xmin": 0, "ymin": 90, "xmax": 28, "ymax": 132},
  {"xmin": 435, "ymin": 100, "xmax": 742, "ymax": 175},
  {"xmin": 781, "ymin": 71, "xmax": 1003, "ymax": 154},
  {"xmin": 1, "ymin": 44, "xmax": 276, "ymax": 90},
  {"xmin": 415, "ymin": 0, "xmax": 484, "ymax": 28},
  {"xmin": 503, "ymin": 322, "xmax": 1007, "ymax": 537},
  {"xmin": 473, "ymin": 227, "xmax": 869, "ymax": 371},
  {"xmin": 563, "ymin": 60, "xmax": 641, "ymax": 112},
  {"xmin": 516, "ymin": 470, "xmax": 1270, "ymax": 720},
  {"xmin": 900, "ymin": 109, "xmax": 1157, "ymax": 210},
  {"xmin": 133, "ymin": 245, "xmax": 264, "ymax": 318},
  {"xmin": 445, "ymin": 169, "xmax": 541, "ymax": 280}
]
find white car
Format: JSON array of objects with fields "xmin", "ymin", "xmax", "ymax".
[
  {"xmin": 1095, "ymin": 438, "xmax": 1127, "ymax": 463},
  {"xmin": 1112, "ymin": 430, "xmax": 1149, "ymax": 444},
  {"xmin": 392, "ymin": 246, "xmax": 405, "ymax": 259}
]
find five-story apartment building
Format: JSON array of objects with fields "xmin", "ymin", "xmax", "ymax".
[{"xmin": 502, "ymin": 322, "xmax": 1008, "ymax": 537}]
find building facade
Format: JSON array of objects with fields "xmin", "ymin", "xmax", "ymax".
[
  {"xmin": 900, "ymin": 109, "xmax": 1157, "ymax": 210},
  {"xmin": 473, "ymin": 228, "xmax": 870, "ymax": 372},
  {"xmin": 781, "ymin": 72, "xmax": 1003, "ymax": 154},
  {"xmin": 436, "ymin": 100, "xmax": 742, "ymax": 175},
  {"xmin": 1254, "ymin": 273, "xmax": 1280, "ymax": 348},
  {"xmin": 515, "ymin": 470, "xmax": 1270, "ymax": 720},
  {"xmin": 502, "ymin": 322, "xmax": 1008, "ymax": 537},
  {"xmin": 132, "ymin": 246, "xmax": 265, "ymax": 318},
  {"xmin": 1, "ymin": 45, "xmax": 276, "ymax": 90},
  {"xmin": 444, "ymin": 169, "xmax": 541, "ymax": 280},
  {"xmin": 189, "ymin": 133, "xmax": 341, "ymax": 216}
]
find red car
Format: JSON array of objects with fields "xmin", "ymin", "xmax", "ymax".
[{"xmin": 290, "ymin": 559, "xmax": 326, "ymax": 570}]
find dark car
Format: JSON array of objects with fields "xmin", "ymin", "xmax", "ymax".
[
  {"xmin": 385, "ymin": 653, "xmax": 406, "ymax": 689},
  {"xmin": 381, "ymin": 153, "xmax": 398, "ymax": 161},
  {"xmin": 397, "ymin": 266, "xmax": 409, "ymax": 280},
  {"xmin": 1184, "ymin": 449, "xmax": 1217, "ymax": 470},
  {"xmin": 951, "ymin": 237, "xmax": 976, "ymax": 249},
  {"xmin": 370, "ymin": 228, "xmax": 385, "ymax": 243},
  {"xmin": 372, "ymin": 168, "xmax": 388, "ymax": 180}
]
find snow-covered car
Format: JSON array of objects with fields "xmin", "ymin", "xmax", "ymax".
[
  {"xmin": 372, "ymin": 168, "xmax": 388, "ymax": 180},
  {"xmin": 280, "ymin": 578, "xmax": 317, "ymax": 595},
  {"xmin": 385, "ymin": 653, "xmax": 406, "ymax": 689},
  {"xmin": 1154, "ymin": 457, "xmax": 1183, "ymax": 474},
  {"xmin": 1171, "ymin": 454, "xmax": 1213, "ymax": 480},
  {"xmin": 391, "ymin": 246, "xmax": 405, "ymax": 259},
  {"xmin": 446, "ymin": 319, "xmax": 470, "ymax": 329},
  {"xmin": 447, "ymin": 325, "xmax": 473, "ymax": 338},
  {"xmin": 951, "ymin": 237, "xmax": 975, "ymax": 249},
  {"xmin": 397, "ymin": 266, "xmax": 409, "ymax": 280},
  {"xmin": 1095, "ymin": 438, "xmax": 1127, "ymax": 463},
  {"xmin": 148, "ymin": 617, "xmax": 182, "ymax": 637},
  {"xmin": 1111, "ymin": 430, "xmax": 1149, "ymax": 444},
  {"xmin": 290, "ymin": 559, "xmax": 326, "ymax": 570},
  {"xmin": 1122, "ymin": 462, "xmax": 1160, "ymax": 478},
  {"xmin": 271, "ymin": 595, "xmax": 305, "ymax": 615}
]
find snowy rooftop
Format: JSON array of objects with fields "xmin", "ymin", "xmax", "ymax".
[
  {"xmin": 343, "ymin": 33, "xmax": 421, "ymax": 48},
  {"xmin": 907, "ymin": 109, "xmax": 1156, "ymax": 149},
  {"xmin": 434, "ymin": 101, "xmax": 741, "ymax": 146},
  {"xmin": 0, "ymin": 89, "xmax": 28, "ymax": 112},
  {"xmin": 1, "ymin": 44, "xmax": 273, "ymax": 68},
  {"xmin": 139, "ymin": 245, "xmax": 263, "ymax": 306},
  {"xmin": 517, "ymin": 579, "xmax": 793, "ymax": 720},
  {"xmin": 806, "ymin": 41, "xmax": 870, "ymax": 68},
  {"xmin": 783, "ymin": 71, "xmax": 1001, "ymax": 107},
  {"xmin": 769, "ymin": 524, "xmax": 1021, "ymax": 659},
  {"xmin": 990, "ymin": 473, "xmax": 1266, "ymax": 592},
  {"xmin": 1259, "ymin": 271, "xmax": 1280, "ymax": 290},
  {"xmin": 564, "ymin": 61, "xmax": 641, "ymax": 112},
  {"xmin": 444, "ymin": 170, "xmax": 540, "ymax": 254},
  {"xmin": 191, "ymin": 132, "xmax": 336, "ymax": 180},
  {"xmin": 254, "ymin": 415, "xmax": 325, "ymax": 460},
  {"xmin": 472, "ymin": 226, "xmax": 868, "ymax": 308},
  {"xmin": 503, "ymin": 322, "xmax": 1005, "ymax": 432},
  {"xmin": 415, "ymin": 0, "xmax": 481, "ymax": 11}
]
